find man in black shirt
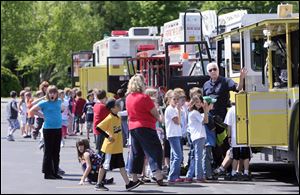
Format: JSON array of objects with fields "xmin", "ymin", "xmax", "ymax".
[{"xmin": 203, "ymin": 62, "xmax": 247, "ymax": 168}]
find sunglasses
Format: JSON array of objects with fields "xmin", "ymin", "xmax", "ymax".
[{"xmin": 208, "ymin": 68, "xmax": 218, "ymax": 72}]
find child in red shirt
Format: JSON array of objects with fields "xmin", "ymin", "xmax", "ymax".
[{"xmin": 74, "ymin": 90, "xmax": 86, "ymax": 135}]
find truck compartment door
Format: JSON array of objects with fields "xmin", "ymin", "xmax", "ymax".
[
  {"xmin": 247, "ymin": 92, "xmax": 288, "ymax": 146},
  {"xmin": 235, "ymin": 93, "xmax": 248, "ymax": 145}
]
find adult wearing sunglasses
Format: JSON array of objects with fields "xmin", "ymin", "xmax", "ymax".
[{"xmin": 202, "ymin": 62, "xmax": 247, "ymax": 167}]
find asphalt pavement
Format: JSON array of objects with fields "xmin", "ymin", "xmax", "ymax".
[{"xmin": 1, "ymin": 98, "xmax": 299, "ymax": 194}]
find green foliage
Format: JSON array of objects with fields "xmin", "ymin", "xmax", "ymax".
[
  {"xmin": 1, "ymin": 66, "xmax": 22, "ymax": 97},
  {"xmin": 1, "ymin": 1, "xmax": 298, "ymax": 96}
]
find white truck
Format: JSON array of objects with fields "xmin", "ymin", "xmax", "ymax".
[
  {"xmin": 162, "ymin": 10, "xmax": 247, "ymax": 78},
  {"xmin": 79, "ymin": 26, "xmax": 160, "ymax": 97}
]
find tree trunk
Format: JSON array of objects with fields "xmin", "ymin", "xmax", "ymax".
[{"xmin": 42, "ymin": 64, "xmax": 56, "ymax": 82}]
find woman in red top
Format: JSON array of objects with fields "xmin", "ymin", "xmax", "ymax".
[{"xmin": 126, "ymin": 74, "xmax": 166, "ymax": 186}]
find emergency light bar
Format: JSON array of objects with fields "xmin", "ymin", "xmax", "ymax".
[
  {"xmin": 137, "ymin": 44, "xmax": 156, "ymax": 51},
  {"xmin": 111, "ymin": 30, "xmax": 128, "ymax": 36}
]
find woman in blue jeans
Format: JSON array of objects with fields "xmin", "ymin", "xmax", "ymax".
[
  {"xmin": 126, "ymin": 74, "xmax": 166, "ymax": 186},
  {"xmin": 185, "ymin": 95, "xmax": 209, "ymax": 183}
]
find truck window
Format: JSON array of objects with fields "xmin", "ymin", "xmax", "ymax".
[
  {"xmin": 133, "ymin": 29, "xmax": 149, "ymax": 36},
  {"xmin": 250, "ymin": 31, "xmax": 266, "ymax": 72},
  {"xmin": 231, "ymin": 34, "xmax": 241, "ymax": 73},
  {"xmin": 271, "ymin": 35, "xmax": 288, "ymax": 88}
]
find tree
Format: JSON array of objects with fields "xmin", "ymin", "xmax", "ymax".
[
  {"xmin": 1, "ymin": 66, "xmax": 22, "ymax": 97},
  {"xmin": 1, "ymin": 1, "xmax": 298, "ymax": 95},
  {"xmin": 2, "ymin": 1, "xmax": 101, "ymax": 89},
  {"xmin": 129, "ymin": 1, "xmax": 191, "ymax": 27}
]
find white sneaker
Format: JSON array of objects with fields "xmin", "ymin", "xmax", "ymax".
[{"xmin": 7, "ymin": 135, "xmax": 15, "ymax": 141}]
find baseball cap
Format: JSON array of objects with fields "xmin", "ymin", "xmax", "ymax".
[
  {"xmin": 106, "ymin": 99, "xmax": 116, "ymax": 110},
  {"xmin": 203, "ymin": 96, "xmax": 217, "ymax": 104},
  {"xmin": 105, "ymin": 98, "xmax": 121, "ymax": 110}
]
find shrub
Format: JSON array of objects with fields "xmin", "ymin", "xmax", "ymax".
[{"xmin": 1, "ymin": 66, "xmax": 22, "ymax": 97}]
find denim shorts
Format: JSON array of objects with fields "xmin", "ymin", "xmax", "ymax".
[{"xmin": 8, "ymin": 119, "xmax": 20, "ymax": 130}]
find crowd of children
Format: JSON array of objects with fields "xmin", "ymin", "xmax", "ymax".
[{"xmin": 6, "ymin": 75, "xmax": 252, "ymax": 192}]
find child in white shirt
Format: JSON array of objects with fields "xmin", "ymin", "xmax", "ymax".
[
  {"xmin": 164, "ymin": 91, "xmax": 183, "ymax": 183},
  {"xmin": 185, "ymin": 95, "xmax": 209, "ymax": 183}
]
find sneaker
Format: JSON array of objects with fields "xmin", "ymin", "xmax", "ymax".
[
  {"xmin": 156, "ymin": 179, "xmax": 168, "ymax": 186},
  {"xmin": 44, "ymin": 174, "xmax": 57, "ymax": 179},
  {"xmin": 175, "ymin": 178, "xmax": 185, "ymax": 183},
  {"xmin": 95, "ymin": 183, "xmax": 109, "ymax": 191},
  {"xmin": 7, "ymin": 135, "xmax": 15, "ymax": 141},
  {"xmin": 230, "ymin": 173, "xmax": 240, "ymax": 181},
  {"xmin": 213, "ymin": 167, "xmax": 226, "ymax": 176},
  {"xmin": 184, "ymin": 178, "xmax": 193, "ymax": 183},
  {"xmin": 206, "ymin": 175, "xmax": 218, "ymax": 181},
  {"xmin": 53, "ymin": 174, "xmax": 63, "ymax": 179},
  {"xmin": 241, "ymin": 174, "xmax": 252, "ymax": 181},
  {"xmin": 58, "ymin": 168, "xmax": 65, "ymax": 175},
  {"xmin": 138, "ymin": 179, "xmax": 145, "ymax": 185},
  {"xmin": 126, "ymin": 180, "xmax": 141, "ymax": 191},
  {"xmin": 103, "ymin": 177, "xmax": 114, "ymax": 184},
  {"xmin": 141, "ymin": 176, "xmax": 151, "ymax": 183}
]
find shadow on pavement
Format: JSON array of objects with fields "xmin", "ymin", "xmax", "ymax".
[
  {"xmin": 250, "ymin": 163, "xmax": 298, "ymax": 185},
  {"xmin": 122, "ymin": 189, "xmax": 175, "ymax": 193},
  {"xmin": 63, "ymin": 173, "xmax": 82, "ymax": 177},
  {"xmin": 62, "ymin": 178, "xmax": 80, "ymax": 181}
]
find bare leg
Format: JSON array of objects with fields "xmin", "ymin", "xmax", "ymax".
[
  {"xmin": 243, "ymin": 159, "xmax": 250, "ymax": 174},
  {"xmin": 221, "ymin": 152, "xmax": 233, "ymax": 169},
  {"xmin": 120, "ymin": 167, "xmax": 130, "ymax": 185},
  {"xmin": 21, "ymin": 125, "xmax": 25, "ymax": 136},
  {"xmin": 80, "ymin": 123, "xmax": 83, "ymax": 134},
  {"xmin": 231, "ymin": 159, "xmax": 238, "ymax": 175},
  {"xmin": 132, "ymin": 173, "xmax": 138, "ymax": 182},
  {"xmin": 97, "ymin": 168, "xmax": 106, "ymax": 184},
  {"xmin": 24, "ymin": 124, "xmax": 29, "ymax": 137}
]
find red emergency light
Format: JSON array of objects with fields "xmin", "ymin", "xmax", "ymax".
[
  {"xmin": 137, "ymin": 44, "xmax": 156, "ymax": 51},
  {"xmin": 111, "ymin": 30, "xmax": 128, "ymax": 36}
]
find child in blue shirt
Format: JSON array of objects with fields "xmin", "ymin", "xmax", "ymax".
[{"xmin": 30, "ymin": 85, "xmax": 63, "ymax": 180}]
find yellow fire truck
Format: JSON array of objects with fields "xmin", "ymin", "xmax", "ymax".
[{"xmin": 215, "ymin": 5, "xmax": 299, "ymax": 182}]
